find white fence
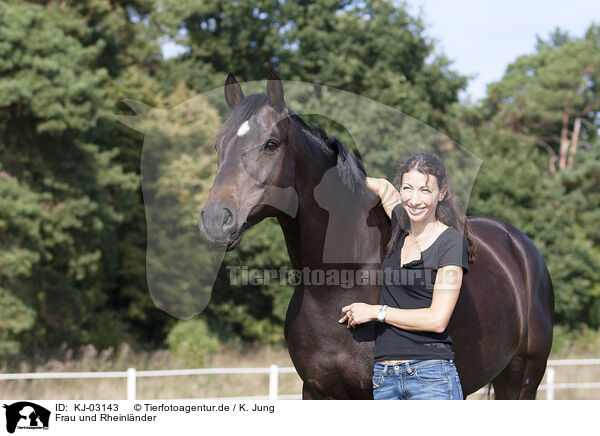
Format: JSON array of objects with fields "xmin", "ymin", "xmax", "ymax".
[
  {"xmin": 0, "ymin": 365, "xmax": 300, "ymax": 400},
  {"xmin": 2, "ymin": 359, "xmax": 600, "ymax": 400},
  {"xmin": 537, "ymin": 358, "xmax": 600, "ymax": 400}
]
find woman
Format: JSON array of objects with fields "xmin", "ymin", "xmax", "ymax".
[{"xmin": 338, "ymin": 152, "xmax": 476, "ymax": 400}]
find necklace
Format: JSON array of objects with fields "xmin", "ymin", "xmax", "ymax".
[{"xmin": 408, "ymin": 221, "xmax": 441, "ymax": 242}]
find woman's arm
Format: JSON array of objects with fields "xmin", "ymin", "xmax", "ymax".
[
  {"xmin": 339, "ymin": 265, "xmax": 463, "ymax": 333},
  {"xmin": 365, "ymin": 177, "xmax": 401, "ymax": 219},
  {"xmin": 379, "ymin": 265, "xmax": 462, "ymax": 332}
]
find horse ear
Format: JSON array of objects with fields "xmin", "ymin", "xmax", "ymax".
[
  {"xmin": 224, "ymin": 72, "xmax": 244, "ymax": 109},
  {"xmin": 266, "ymin": 69, "xmax": 286, "ymax": 112}
]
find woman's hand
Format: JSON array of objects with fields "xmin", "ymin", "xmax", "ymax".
[
  {"xmin": 365, "ymin": 177, "xmax": 401, "ymax": 219},
  {"xmin": 365, "ymin": 177, "xmax": 381, "ymax": 195},
  {"xmin": 339, "ymin": 303, "xmax": 379, "ymax": 328}
]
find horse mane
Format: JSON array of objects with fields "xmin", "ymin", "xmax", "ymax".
[
  {"xmin": 218, "ymin": 92, "xmax": 374, "ymax": 198},
  {"xmin": 289, "ymin": 111, "xmax": 373, "ymax": 197}
]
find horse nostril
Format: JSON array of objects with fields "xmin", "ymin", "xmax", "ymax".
[
  {"xmin": 223, "ymin": 207, "xmax": 233, "ymax": 226},
  {"xmin": 200, "ymin": 203, "xmax": 236, "ymax": 237}
]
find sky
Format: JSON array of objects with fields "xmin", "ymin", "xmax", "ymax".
[
  {"xmin": 161, "ymin": 1, "xmax": 599, "ymax": 103},
  {"xmin": 407, "ymin": 0, "xmax": 599, "ymax": 103}
]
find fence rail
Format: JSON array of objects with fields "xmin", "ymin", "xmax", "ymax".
[{"xmin": 2, "ymin": 359, "xmax": 600, "ymax": 400}]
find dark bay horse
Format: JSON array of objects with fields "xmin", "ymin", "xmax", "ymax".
[{"xmin": 199, "ymin": 71, "xmax": 554, "ymax": 399}]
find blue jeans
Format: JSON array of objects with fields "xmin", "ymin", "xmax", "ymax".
[{"xmin": 373, "ymin": 359, "xmax": 463, "ymax": 400}]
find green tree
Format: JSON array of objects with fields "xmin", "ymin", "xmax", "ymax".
[
  {"xmin": 153, "ymin": 0, "xmax": 466, "ymax": 127},
  {"xmin": 0, "ymin": 173, "xmax": 39, "ymax": 355},
  {"xmin": 484, "ymin": 25, "xmax": 600, "ymax": 174},
  {"xmin": 446, "ymin": 25, "xmax": 600, "ymax": 328},
  {"xmin": 459, "ymin": 126, "xmax": 600, "ymax": 327},
  {"xmin": 282, "ymin": 0, "xmax": 466, "ymax": 127},
  {"xmin": 151, "ymin": 0, "xmax": 288, "ymax": 82},
  {"xmin": 0, "ymin": 1, "xmax": 139, "ymax": 355}
]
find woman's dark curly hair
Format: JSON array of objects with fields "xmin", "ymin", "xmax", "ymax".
[{"xmin": 385, "ymin": 152, "xmax": 477, "ymax": 263}]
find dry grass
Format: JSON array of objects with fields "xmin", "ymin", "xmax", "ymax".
[
  {"xmin": 0, "ymin": 342, "xmax": 302, "ymax": 400},
  {"xmin": 3, "ymin": 326, "xmax": 600, "ymax": 400},
  {"xmin": 467, "ymin": 325, "xmax": 600, "ymax": 400},
  {"xmin": 466, "ymin": 367, "xmax": 600, "ymax": 401}
]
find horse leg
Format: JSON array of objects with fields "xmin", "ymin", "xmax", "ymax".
[
  {"xmin": 492, "ymin": 233, "xmax": 553, "ymax": 400},
  {"xmin": 302, "ymin": 380, "xmax": 353, "ymax": 399},
  {"xmin": 492, "ymin": 311, "xmax": 552, "ymax": 400},
  {"xmin": 490, "ymin": 355, "xmax": 528, "ymax": 399},
  {"xmin": 302, "ymin": 383, "xmax": 315, "ymax": 400},
  {"xmin": 513, "ymin": 266, "xmax": 554, "ymax": 400},
  {"xmin": 512, "ymin": 308, "xmax": 553, "ymax": 399},
  {"xmin": 517, "ymin": 355, "xmax": 548, "ymax": 399},
  {"xmin": 491, "ymin": 352, "xmax": 549, "ymax": 400},
  {"xmin": 492, "ymin": 260, "xmax": 553, "ymax": 400},
  {"xmin": 302, "ymin": 382, "xmax": 330, "ymax": 400}
]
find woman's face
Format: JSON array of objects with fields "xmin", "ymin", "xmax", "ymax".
[{"xmin": 400, "ymin": 169, "xmax": 446, "ymax": 224}]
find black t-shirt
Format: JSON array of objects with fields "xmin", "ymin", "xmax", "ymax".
[{"xmin": 374, "ymin": 203, "xmax": 469, "ymax": 361}]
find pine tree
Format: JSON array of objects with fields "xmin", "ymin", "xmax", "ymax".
[{"xmin": 0, "ymin": 1, "xmax": 138, "ymax": 355}]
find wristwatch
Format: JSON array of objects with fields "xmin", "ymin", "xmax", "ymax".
[{"xmin": 376, "ymin": 305, "xmax": 388, "ymax": 322}]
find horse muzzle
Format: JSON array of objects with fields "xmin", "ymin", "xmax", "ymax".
[{"xmin": 198, "ymin": 201, "xmax": 243, "ymax": 250}]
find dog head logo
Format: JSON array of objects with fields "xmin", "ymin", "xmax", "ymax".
[{"xmin": 3, "ymin": 402, "xmax": 50, "ymax": 434}]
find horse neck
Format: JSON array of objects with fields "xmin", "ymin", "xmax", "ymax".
[{"xmin": 276, "ymin": 125, "xmax": 387, "ymax": 271}]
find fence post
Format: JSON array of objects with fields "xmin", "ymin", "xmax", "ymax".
[
  {"xmin": 127, "ymin": 367, "xmax": 136, "ymax": 401},
  {"xmin": 546, "ymin": 367, "xmax": 555, "ymax": 400},
  {"xmin": 269, "ymin": 364, "xmax": 279, "ymax": 400}
]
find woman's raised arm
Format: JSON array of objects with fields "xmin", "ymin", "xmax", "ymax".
[{"xmin": 365, "ymin": 177, "xmax": 402, "ymax": 219}]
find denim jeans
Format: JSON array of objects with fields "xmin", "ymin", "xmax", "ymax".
[{"xmin": 373, "ymin": 359, "xmax": 463, "ymax": 400}]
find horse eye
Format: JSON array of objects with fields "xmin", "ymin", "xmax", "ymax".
[{"xmin": 264, "ymin": 140, "xmax": 280, "ymax": 152}]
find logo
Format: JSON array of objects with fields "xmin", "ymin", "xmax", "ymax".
[{"xmin": 3, "ymin": 402, "xmax": 50, "ymax": 434}]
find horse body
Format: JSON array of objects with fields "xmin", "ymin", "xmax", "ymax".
[
  {"xmin": 449, "ymin": 217, "xmax": 554, "ymax": 397},
  {"xmin": 452, "ymin": 217, "xmax": 554, "ymax": 398},
  {"xmin": 274, "ymin": 124, "xmax": 384, "ymax": 399},
  {"xmin": 200, "ymin": 72, "xmax": 554, "ymax": 399},
  {"xmin": 278, "ymin": 182, "xmax": 553, "ymax": 399}
]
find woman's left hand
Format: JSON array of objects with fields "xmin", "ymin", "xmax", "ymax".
[
  {"xmin": 364, "ymin": 177, "xmax": 381, "ymax": 195},
  {"xmin": 339, "ymin": 303, "xmax": 378, "ymax": 328}
]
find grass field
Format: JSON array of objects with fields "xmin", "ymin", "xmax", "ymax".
[
  {"xmin": 2, "ymin": 325, "xmax": 600, "ymax": 400},
  {"xmin": 0, "ymin": 343, "xmax": 302, "ymax": 400}
]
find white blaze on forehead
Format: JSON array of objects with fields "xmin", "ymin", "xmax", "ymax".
[{"xmin": 237, "ymin": 120, "xmax": 250, "ymax": 137}]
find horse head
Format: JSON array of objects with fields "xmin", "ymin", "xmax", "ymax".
[
  {"xmin": 199, "ymin": 70, "xmax": 304, "ymax": 250},
  {"xmin": 200, "ymin": 71, "xmax": 386, "ymax": 265}
]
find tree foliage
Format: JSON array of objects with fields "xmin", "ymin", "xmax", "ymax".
[
  {"xmin": 153, "ymin": 0, "xmax": 465, "ymax": 128},
  {"xmin": 449, "ymin": 24, "xmax": 600, "ymax": 327},
  {"xmin": 483, "ymin": 25, "xmax": 600, "ymax": 174},
  {"xmin": 0, "ymin": 1, "xmax": 139, "ymax": 356},
  {"xmin": 0, "ymin": 1, "xmax": 598, "ymax": 359}
]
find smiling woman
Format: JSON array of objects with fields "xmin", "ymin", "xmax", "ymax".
[{"xmin": 341, "ymin": 152, "xmax": 475, "ymax": 400}]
